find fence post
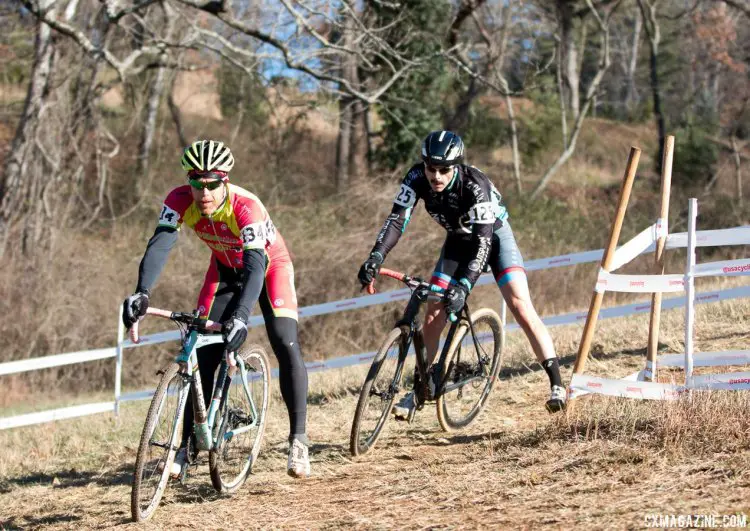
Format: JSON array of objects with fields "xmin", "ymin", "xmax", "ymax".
[
  {"xmin": 115, "ymin": 305, "xmax": 125, "ymax": 418},
  {"xmin": 645, "ymin": 135, "xmax": 674, "ymax": 381},
  {"xmin": 684, "ymin": 198, "xmax": 698, "ymax": 388},
  {"xmin": 572, "ymin": 147, "xmax": 641, "ymax": 379}
]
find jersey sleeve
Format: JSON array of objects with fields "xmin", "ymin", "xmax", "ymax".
[
  {"xmin": 370, "ymin": 167, "xmax": 422, "ymax": 259},
  {"xmin": 158, "ymin": 187, "xmax": 192, "ymax": 230}
]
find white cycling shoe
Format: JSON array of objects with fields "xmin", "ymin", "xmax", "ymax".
[
  {"xmin": 392, "ymin": 392, "xmax": 416, "ymax": 421},
  {"xmin": 545, "ymin": 385, "xmax": 567, "ymax": 413},
  {"xmin": 287, "ymin": 437, "xmax": 311, "ymax": 478}
]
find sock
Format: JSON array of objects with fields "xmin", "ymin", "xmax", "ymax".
[
  {"xmin": 541, "ymin": 358, "xmax": 563, "ymax": 388},
  {"xmin": 289, "ymin": 433, "xmax": 309, "ymax": 446}
]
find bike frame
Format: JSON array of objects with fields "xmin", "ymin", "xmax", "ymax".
[
  {"xmin": 132, "ymin": 309, "xmax": 262, "ymax": 454},
  {"xmin": 383, "ymin": 276, "xmax": 472, "ymax": 404}
]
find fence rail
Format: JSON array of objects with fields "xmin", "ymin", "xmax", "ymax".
[{"xmin": 2, "ymin": 226, "xmax": 749, "ymax": 430}]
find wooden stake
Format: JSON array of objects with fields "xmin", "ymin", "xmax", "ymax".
[
  {"xmin": 645, "ymin": 135, "xmax": 674, "ymax": 381},
  {"xmin": 572, "ymin": 147, "xmax": 641, "ymax": 377}
]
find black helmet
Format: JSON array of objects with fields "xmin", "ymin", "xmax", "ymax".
[{"xmin": 421, "ymin": 130, "xmax": 464, "ymax": 167}]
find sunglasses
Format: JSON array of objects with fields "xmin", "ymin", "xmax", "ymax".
[
  {"xmin": 189, "ymin": 179, "xmax": 224, "ymax": 191},
  {"xmin": 425, "ymin": 164, "xmax": 454, "ymax": 175}
]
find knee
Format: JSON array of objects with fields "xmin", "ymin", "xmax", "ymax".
[{"xmin": 424, "ymin": 304, "xmax": 445, "ymax": 328}]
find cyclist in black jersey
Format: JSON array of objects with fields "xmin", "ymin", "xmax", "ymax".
[{"xmin": 357, "ymin": 130, "xmax": 566, "ymax": 417}]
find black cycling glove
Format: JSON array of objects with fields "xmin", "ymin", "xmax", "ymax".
[
  {"xmin": 122, "ymin": 292, "xmax": 149, "ymax": 329},
  {"xmin": 222, "ymin": 315, "xmax": 248, "ymax": 353},
  {"xmin": 357, "ymin": 252, "xmax": 384, "ymax": 286}
]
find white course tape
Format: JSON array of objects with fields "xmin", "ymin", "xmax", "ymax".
[
  {"xmin": 0, "ymin": 347, "xmax": 117, "ymax": 376},
  {"xmin": 694, "ymin": 258, "xmax": 750, "ymax": 278},
  {"xmin": 667, "ymin": 226, "xmax": 750, "ymax": 249},
  {"xmin": 691, "ymin": 371, "xmax": 750, "ymax": 390},
  {"xmin": 569, "ymin": 373, "xmax": 684, "ymax": 401},
  {"xmin": 524, "ymin": 249, "xmax": 604, "ymax": 272},
  {"xmin": 596, "ymin": 270, "xmax": 685, "ymax": 293},
  {"xmin": 609, "ymin": 222, "xmax": 660, "ymax": 272},
  {"xmin": 0, "ymin": 402, "xmax": 115, "ymax": 430},
  {"xmin": 657, "ymin": 350, "xmax": 750, "ymax": 368}
]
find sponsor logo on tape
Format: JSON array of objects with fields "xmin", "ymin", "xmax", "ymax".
[{"xmin": 722, "ymin": 263, "xmax": 750, "ymax": 274}]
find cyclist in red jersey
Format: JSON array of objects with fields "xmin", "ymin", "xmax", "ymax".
[
  {"xmin": 122, "ymin": 140, "xmax": 310, "ymax": 478},
  {"xmin": 358, "ymin": 131, "xmax": 565, "ymax": 418}
]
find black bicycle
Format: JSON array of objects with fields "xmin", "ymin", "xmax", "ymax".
[{"xmin": 350, "ymin": 268, "xmax": 503, "ymax": 456}]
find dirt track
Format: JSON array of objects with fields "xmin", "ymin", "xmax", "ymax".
[
  {"xmin": 2, "ymin": 369, "xmax": 750, "ymax": 530},
  {"xmin": 2, "ymin": 304, "xmax": 750, "ymax": 530}
]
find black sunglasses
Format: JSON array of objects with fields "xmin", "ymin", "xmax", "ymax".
[{"xmin": 425, "ymin": 164, "xmax": 454, "ymax": 175}]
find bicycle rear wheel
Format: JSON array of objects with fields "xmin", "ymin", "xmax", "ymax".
[
  {"xmin": 131, "ymin": 362, "xmax": 187, "ymax": 522},
  {"xmin": 437, "ymin": 308, "xmax": 503, "ymax": 432},
  {"xmin": 209, "ymin": 345, "xmax": 271, "ymax": 493},
  {"xmin": 350, "ymin": 327, "xmax": 409, "ymax": 457}
]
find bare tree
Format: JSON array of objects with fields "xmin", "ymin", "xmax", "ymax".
[
  {"xmin": 1, "ymin": 0, "xmax": 58, "ymax": 256},
  {"xmin": 530, "ymin": 0, "xmax": 622, "ymax": 198}
]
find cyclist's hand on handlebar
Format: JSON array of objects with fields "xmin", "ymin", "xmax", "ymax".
[
  {"xmin": 443, "ymin": 282, "xmax": 470, "ymax": 317},
  {"xmin": 222, "ymin": 314, "xmax": 248, "ymax": 353},
  {"xmin": 122, "ymin": 292, "xmax": 149, "ymax": 329},
  {"xmin": 357, "ymin": 252, "xmax": 384, "ymax": 287}
]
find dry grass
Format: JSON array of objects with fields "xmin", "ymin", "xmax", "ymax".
[{"xmin": 1, "ymin": 294, "xmax": 750, "ymax": 529}]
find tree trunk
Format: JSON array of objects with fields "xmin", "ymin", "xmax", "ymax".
[
  {"xmin": 168, "ymin": 73, "xmax": 188, "ymax": 148},
  {"xmin": 624, "ymin": 9, "xmax": 642, "ymax": 118},
  {"xmin": 506, "ymin": 92, "xmax": 522, "ymax": 194},
  {"xmin": 556, "ymin": 40, "xmax": 569, "ymax": 149},
  {"xmin": 137, "ymin": 62, "xmax": 168, "ymax": 178},
  {"xmin": 137, "ymin": 3, "xmax": 175, "ymax": 179},
  {"xmin": 531, "ymin": 0, "xmax": 619, "ymax": 199},
  {"xmin": 336, "ymin": 100, "xmax": 353, "ymax": 192},
  {"xmin": 0, "ymin": 1, "xmax": 57, "ymax": 257},
  {"xmin": 732, "ymin": 135, "xmax": 743, "ymax": 205},
  {"xmin": 558, "ymin": 0, "xmax": 580, "ymax": 121},
  {"xmin": 335, "ymin": 11, "xmax": 357, "ymax": 192},
  {"xmin": 637, "ymin": 0, "xmax": 665, "ymax": 175}
]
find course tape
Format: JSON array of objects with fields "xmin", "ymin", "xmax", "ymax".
[
  {"xmin": 666, "ymin": 226, "xmax": 750, "ymax": 249},
  {"xmin": 657, "ymin": 350, "xmax": 750, "ymax": 368},
  {"xmin": 691, "ymin": 371, "xmax": 750, "ymax": 390},
  {"xmin": 609, "ymin": 222, "xmax": 662, "ymax": 272},
  {"xmin": 596, "ymin": 270, "xmax": 684, "ymax": 294},
  {"xmin": 569, "ymin": 373, "xmax": 685, "ymax": 401}
]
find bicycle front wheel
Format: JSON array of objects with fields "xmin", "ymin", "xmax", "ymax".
[
  {"xmin": 131, "ymin": 362, "xmax": 187, "ymax": 522},
  {"xmin": 209, "ymin": 345, "xmax": 271, "ymax": 494},
  {"xmin": 437, "ymin": 308, "xmax": 503, "ymax": 432},
  {"xmin": 350, "ymin": 327, "xmax": 409, "ymax": 457}
]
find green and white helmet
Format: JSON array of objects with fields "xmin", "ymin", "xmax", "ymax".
[{"xmin": 181, "ymin": 140, "xmax": 235, "ymax": 173}]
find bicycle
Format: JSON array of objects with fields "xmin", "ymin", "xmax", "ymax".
[
  {"xmin": 129, "ymin": 307, "xmax": 271, "ymax": 522},
  {"xmin": 349, "ymin": 268, "xmax": 504, "ymax": 457}
]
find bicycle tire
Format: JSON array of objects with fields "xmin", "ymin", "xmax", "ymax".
[
  {"xmin": 436, "ymin": 308, "xmax": 503, "ymax": 432},
  {"xmin": 209, "ymin": 345, "xmax": 271, "ymax": 493},
  {"xmin": 131, "ymin": 362, "xmax": 186, "ymax": 522},
  {"xmin": 349, "ymin": 326, "xmax": 408, "ymax": 457}
]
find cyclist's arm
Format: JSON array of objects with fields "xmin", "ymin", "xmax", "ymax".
[
  {"xmin": 233, "ymin": 249, "xmax": 267, "ymax": 322},
  {"xmin": 370, "ymin": 179, "xmax": 419, "ymax": 260},
  {"xmin": 135, "ymin": 226, "xmax": 179, "ymax": 294},
  {"xmin": 135, "ymin": 188, "xmax": 187, "ymax": 294},
  {"xmin": 233, "ymin": 195, "xmax": 272, "ymax": 321},
  {"xmin": 454, "ymin": 222, "xmax": 493, "ymax": 288}
]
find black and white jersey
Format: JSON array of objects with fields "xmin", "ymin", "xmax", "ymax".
[{"xmin": 371, "ymin": 163, "xmax": 509, "ymax": 286}]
